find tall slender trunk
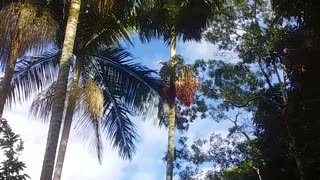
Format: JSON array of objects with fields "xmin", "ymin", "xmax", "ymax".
[
  {"xmin": 0, "ymin": 42, "xmax": 19, "ymax": 118},
  {"xmin": 166, "ymin": 32, "xmax": 176, "ymax": 180},
  {"xmin": 53, "ymin": 62, "xmax": 80, "ymax": 180},
  {"xmin": 0, "ymin": 9, "xmax": 23, "ymax": 118},
  {"xmin": 40, "ymin": 0, "xmax": 81, "ymax": 179},
  {"xmin": 273, "ymin": 63, "xmax": 305, "ymax": 180}
]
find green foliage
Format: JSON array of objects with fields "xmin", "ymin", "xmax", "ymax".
[
  {"xmin": 135, "ymin": 0, "xmax": 224, "ymax": 43},
  {"xmin": 175, "ymin": 133, "xmax": 264, "ymax": 180},
  {"xmin": 0, "ymin": 118, "xmax": 29, "ymax": 180},
  {"xmin": 174, "ymin": 0, "xmax": 320, "ymax": 179}
]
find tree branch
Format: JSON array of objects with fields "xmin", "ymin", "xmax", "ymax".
[{"xmin": 224, "ymin": 95, "xmax": 283, "ymax": 108}]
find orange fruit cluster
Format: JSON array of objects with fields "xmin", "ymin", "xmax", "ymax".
[{"xmin": 175, "ymin": 78, "xmax": 199, "ymax": 107}]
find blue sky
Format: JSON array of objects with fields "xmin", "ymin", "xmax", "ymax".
[{"xmin": 1, "ymin": 36, "xmax": 236, "ymax": 180}]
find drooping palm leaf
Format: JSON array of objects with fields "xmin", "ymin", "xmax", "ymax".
[
  {"xmin": 88, "ymin": 46, "xmax": 163, "ymax": 113},
  {"xmin": 76, "ymin": 11, "xmax": 133, "ymax": 53},
  {"xmin": 6, "ymin": 48, "xmax": 59, "ymax": 107},
  {"xmin": 76, "ymin": 115, "xmax": 104, "ymax": 164},
  {"xmin": 28, "ymin": 45, "xmax": 162, "ymax": 161},
  {"xmin": 100, "ymin": 92, "xmax": 137, "ymax": 159},
  {"xmin": 72, "ymin": 45, "xmax": 162, "ymax": 159},
  {"xmin": 29, "ymin": 82, "xmax": 56, "ymax": 123}
]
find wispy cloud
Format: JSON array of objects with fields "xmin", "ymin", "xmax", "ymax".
[{"xmin": 178, "ymin": 40, "xmax": 239, "ymax": 64}]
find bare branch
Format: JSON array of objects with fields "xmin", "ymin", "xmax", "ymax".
[{"xmin": 224, "ymin": 95, "xmax": 283, "ymax": 108}]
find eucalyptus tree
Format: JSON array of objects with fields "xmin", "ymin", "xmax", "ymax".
[
  {"xmin": 0, "ymin": 1, "xmax": 57, "ymax": 118},
  {"xmin": 134, "ymin": 1, "xmax": 224, "ymax": 179}
]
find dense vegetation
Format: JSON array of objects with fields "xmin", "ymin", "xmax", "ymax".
[{"xmin": 0, "ymin": 0, "xmax": 319, "ymax": 180}]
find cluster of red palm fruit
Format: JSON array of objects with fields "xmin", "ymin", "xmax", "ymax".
[{"xmin": 175, "ymin": 78, "xmax": 199, "ymax": 106}]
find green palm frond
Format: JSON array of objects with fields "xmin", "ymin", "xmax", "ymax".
[
  {"xmin": 76, "ymin": 10, "xmax": 133, "ymax": 52},
  {"xmin": 74, "ymin": 46, "xmax": 162, "ymax": 160},
  {"xmin": 6, "ymin": 48, "xmax": 59, "ymax": 107},
  {"xmin": 157, "ymin": 98, "xmax": 169, "ymax": 127},
  {"xmin": 101, "ymin": 92, "xmax": 137, "ymax": 160},
  {"xmin": 91, "ymin": 120, "xmax": 104, "ymax": 164},
  {"xmin": 134, "ymin": 0, "xmax": 223, "ymax": 43},
  {"xmin": 74, "ymin": 109, "xmax": 104, "ymax": 164},
  {"xmin": 89, "ymin": 46, "xmax": 163, "ymax": 113},
  {"xmin": 85, "ymin": 0, "xmax": 115, "ymax": 16},
  {"xmin": 29, "ymin": 82, "xmax": 56, "ymax": 123}
]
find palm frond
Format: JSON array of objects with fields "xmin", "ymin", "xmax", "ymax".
[
  {"xmin": 29, "ymin": 82, "xmax": 56, "ymax": 123},
  {"xmin": 101, "ymin": 91, "xmax": 137, "ymax": 160},
  {"xmin": 157, "ymin": 98, "xmax": 169, "ymax": 127},
  {"xmin": 74, "ymin": 109, "xmax": 104, "ymax": 164},
  {"xmin": 71, "ymin": 46, "xmax": 161, "ymax": 160},
  {"xmin": 76, "ymin": 11, "xmax": 133, "ymax": 52},
  {"xmin": 87, "ymin": 46, "xmax": 163, "ymax": 115},
  {"xmin": 87, "ymin": 0, "xmax": 115, "ymax": 17},
  {"xmin": 6, "ymin": 48, "xmax": 59, "ymax": 107},
  {"xmin": 134, "ymin": 0, "xmax": 223, "ymax": 43},
  {"xmin": 134, "ymin": 0, "xmax": 171, "ymax": 43}
]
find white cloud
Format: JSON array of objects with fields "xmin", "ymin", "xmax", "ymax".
[{"xmin": 177, "ymin": 40, "xmax": 239, "ymax": 64}]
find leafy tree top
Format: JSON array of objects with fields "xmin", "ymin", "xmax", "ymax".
[{"xmin": 0, "ymin": 118, "xmax": 30, "ymax": 180}]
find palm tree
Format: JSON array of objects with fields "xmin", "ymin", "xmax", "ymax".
[
  {"xmin": 7, "ymin": 3, "xmax": 160, "ymax": 178},
  {"xmin": 38, "ymin": 0, "xmax": 141, "ymax": 179},
  {"xmin": 0, "ymin": 1, "xmax": 56, "ymax": 117},
  {"xmin": 24, "ymin": 45, "xmax": 161, "ymax": 180},
  {"xmin": 134, "ymin": 1, "xmax": 223, "ymax": 179}
]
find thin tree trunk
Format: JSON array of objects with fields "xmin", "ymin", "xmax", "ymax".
[
  {"xmin": 257, "ymin": 58, "xmax": 273, "ymax": 90},
  {"xmin": 0, "ymin": 42, "xmax": 19, "ymax": 118},
  {"xmin": 53, "ymin": 63, "xmax": 80, "ymax": 180},
  {"xmin": 0, "ymin": 8, "xmax": 23, "ymax": 118},
  {"xmin": 253, "ymin": 166, "xmax": 262, "ymax": 180},
  {"xmin": 273, "ymin": 63, "xmax": 305, "ymax": 180},
  {"xmin": 40, "ymin": 0, "xmax": 81, "ymax": 179},
  {"xmin": 166, "ymin": 31, "xmax": 176, "ymax": 180},
  {"xmin": 229, "ymin": 114, "xmax": 263, "ymax": 180}
]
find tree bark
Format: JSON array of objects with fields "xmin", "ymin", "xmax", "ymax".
[
  {"xmin": 166, "ymin": 32, "xmax": 176, "ymax": 180},
  {"xmin": 0, "ymin": 8, "xmax": 23, "ymax": 118},
  {"xmin": 273, "ymin": 63, "xmax": 305, "ymax": 180},
  {"xmin": 0, "ymin": 42, "xmax": 19, "ymax": 118},
  {"xmin": 40, "ymin": 0, "xmax": 81, "ymax": 179},
  {"xmin": 53, "ymin": 63, "xmax": 80, "ymax": 180}
]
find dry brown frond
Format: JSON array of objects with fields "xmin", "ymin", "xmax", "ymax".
[{"xmin": 0, "ymin": 2, "xmax": 57, "ymax": 66}]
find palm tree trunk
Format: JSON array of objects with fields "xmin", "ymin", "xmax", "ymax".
[
  {"xmin": 0, "ymin": 42, "xmax": 19, "ymax": 118},
  {"xmin": 166, "ymin": 31, "xmax": 176, "ymax": 180},
  {"xmin": 0, "ymin": 8, "xmax": 23, "ymax": 118},
  {"xmin": 53, "ymin": 63, "xmax": 80, "ymax": 180},
  {"xmin": 40, "ymin": 0, "xmax": 81, "ymax": 179}
]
